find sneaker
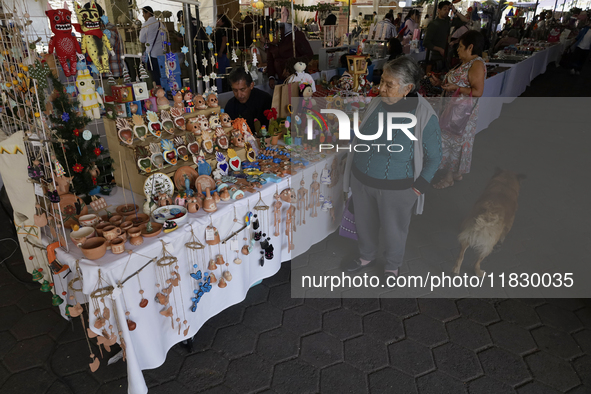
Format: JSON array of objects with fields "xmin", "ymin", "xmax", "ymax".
[
  {"xmin": 343, "ymin": 258, "xmax": 377, "ymax": 273},
  {"xmin": 570, "ymin": 69, "xmax": 576, "ymax": 75}
]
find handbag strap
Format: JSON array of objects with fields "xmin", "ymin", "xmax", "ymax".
[{"xmin": 147, "ymin": 20, "xmax": 161, "ymax": 57}]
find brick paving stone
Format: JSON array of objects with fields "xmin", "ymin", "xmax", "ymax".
[
  {"xmin": 142, "ymin": 348, "xmax": 184, "ymax": 386},
  {"xmin": 342, "ymin": 298, "xmax": 381, "ymax": 316},
  {"xmin": 564, "ymin": 386, "xmax": 589, "ymax": 394},
  {"xmin": 404, "ymin": 314, "xmax": 448, "ymax": 347},
  {"xmin": 212, "ymin": 325, "xmax": 257, "ymax": 360},
  {"xmin": 3, "ymin": 335, "xmax": 54, "ymax": 373},
  {"xmin": 0, "ymin": 364, "xmax": 8, "ymax": 387},
  {"xmin": 0, "ymin": 305, "xmax": 23, "ymax": 332},
  {"xmin": 433, "ymin": 343, "xmax": 483, "ymax": 381},
  {"xmin": 575, "ymin": 308, "xmax": 591, "ymax": 329},
  {"xmin": 268, "ymin": 283, "xmax": 303, "ymax": 310},
  {"xmin": 0, "ymin": 367, "xmax": 56, "ymax": 394},
  {"xmin": 261, "ymin": 263, "xmax": 290, "ymax": 288},
  {"xmin": 545, "ymin": 299, "xmax": 586, "ymax": 312},
  {"xmin": 206, "ymin": 304, "xmax": 245, "ymax": 329},
  {"xmin": 0, "ymin": 283, "xmax": 28, "ymax": 307},
  {"xmin": 343, "ymin": 335, "xmax": 389, "ymax": 372},
  {"xmin": 488, "ymin": 321, "xmax": 537, "ymax": 356},
  {"xmin": 418, "ymin": 299, "xmax": 460, "ymax": 322},
  {"xmin": 319, "ymin": 363, "xmax": 367, "ymax": 394},
  {"xmin": 91, "ymin": 350, "xmax": 130, "ymax": 384},
  {"xmin": 304, "ymin": 297, "xmax": 341, "ymax": 313},
  {"xmin": 368, "ymin": 367, "xmax": 417, "ymax": 394},
  {"xmin": 256, "ymin": 327, "xmax": 299, "ymax": 363},
  {"xmin": 572, "ymin": 329, "xmax": 591, "ymax": 354},
  {"xmin": 177, "ymin": 349, "xmax": 229, "ymax": 390},
  {"xmin": 524, "ymin": 351, "xmax": 581, "ymax": 391},
  {"xmin": 50, "ymin": 339, "xmax": 94, "ymax": 376},
  {"xmin": 446, "ymin": 317, "xmax": 492, "ymax": 351},
  {"xmin": 0, "ymin": 331, "xmax": 16, "ymax": 359},
  {"xmin": 418, "ymin": 244, "xmax": 454, "ymax": 265},
  {"xmin": 363, "ymin": 311, "xmax": 405, "ymax": 344},
  {"xmin": 56, "ymin": 318, "xmax": 87, "ymax": 345},
  {"xmin": 478, "ymin": 347, "xmax": 531, "ymax": 387},
  {"xmin": 467, "ymin": 376, "xmax": 515, "ymax": 394},
  {"xmin": 456, "ymin": 299, "xmax": 500, "ymax": 326},
  {"xmin": 242, "ymin": 284, "xmax": 270, "ymax": 307},
  {"xmin": 147, "ymin": 380, "xmax": 190, "ymax": 394},
  {"xmin": 16, "ymin": 289, "xmax": 53, "ymax": 313},
  {"xmin": 388, "ymin": 339, "xmax": 435, "ymax": 377},
  {"xmin": 271, "ymin": 359, "xmax": 320, "ymax": 394},
  {"xmin": 300, "ymin": 332, "xmax": 343, "ymax": 368},
  {"xmin": 536, "ymin": 304, "xmax": 583, "ymax": 334},
  {"xmin": 517, "ymin": 381, "xmax": 562, "ymax": 394},
  {"xmin": 416, "ymin": 370, "xmax": 467, "ymax": 394},
  {"xmin": 199, "ymin": 385, "xmax": 238, "ymax": 393},
  {"xmin": 95, "ymin": 377, "xmax": 128, "ymax": 394},
  {"xmin": 531, "ymin": 326, "xmax": 583, "ymax": 360},
  {"xmin": 323, "ymin": 308, "xmax": 363, "ymax": 340},
  {"xmin": 9, "ymin": 309, "xmax": 66, "ymax": 340},
  {"xmin": 188, "ymin": 323, "xmax": 218, "ymax": 353},
  {"xmin": 63, "ymin": 372, "xmax": 100, "ymax": 394},
  {"xmin": 380, "ymin": 298, "xmax": 419, "ymax": 318},
  {"xmin": 46, "ymin": 380, "xmax": 71, "ymax": 394},
  {"xmin": 572, "ymin": 355, "xmax": 591, "ymax": 387},
  {"xmin": 242, "ymin": 303, "xmax": 283, "ymax": 333},
  {"xmin": 282, "ymin": 305, "xmax": 322, "ymax": 336},
  {"xmin": 496, "ymin": 300, "xmax": 541, "ymax": 329},
  {"xmin": 224, "ymin": 354, "xmax": 272, "ymax": 393}
]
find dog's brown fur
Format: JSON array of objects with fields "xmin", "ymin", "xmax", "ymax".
[{"xmin": 453, "ymin": 168, "xmax": 526, "ymax": 277}]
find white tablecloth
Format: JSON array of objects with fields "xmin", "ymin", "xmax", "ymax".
[{"xmin": 53, "ymin": 153, "xmax": 343, "ymax": 394}]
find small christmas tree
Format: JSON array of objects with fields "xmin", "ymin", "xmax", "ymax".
[
  {"xmin": 48, "ymin": 74, "xmax": 113, "ymax": 197},
  {"xmin": 122, "ymin": 67, "xmax": 131, "ymax": 83},
  {"xmin": 138, "ymin": 63, "xmax": 149, "ymax": 80},
  {"xmin": 107, "ymin": 72, "xmax": 116, "ymax": 85}
]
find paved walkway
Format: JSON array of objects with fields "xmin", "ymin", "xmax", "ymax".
[{"xmin": 1, "ymin": 62, "xmax": 591, "ymax": 394}]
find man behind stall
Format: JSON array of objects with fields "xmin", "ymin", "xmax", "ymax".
[
  {"xmin": 423, "ymin": 1, "xmax": 468, "ymax": 70},
  {"xmin": 225, "ymin": 67, "xmax": 273, "ymax": 133}
]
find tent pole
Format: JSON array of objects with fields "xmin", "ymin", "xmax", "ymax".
[{"xmin": 291, "ymin": 1, "xmax": 296, "ymax": 58}]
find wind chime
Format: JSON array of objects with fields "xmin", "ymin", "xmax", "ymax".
[
  {"xmin": 186, "ymin": 226, "xmax": 212, "ymax": 312},
  {"xmin": 242, "ymin": 202, "xmax": 254, "ymax": 256},
  {"xmin": 309, "ymin": 170, "xmax": 320, "ymax": 218},
  {"xmin": 297, "ymin": 175, "xmax": 308, "ymax": 226},
  {"xmin": 205, "ymin": 219, "xmax": 221, "ymax": 285},
  {"xmin": 319, "ymin": 163, "xmax": 334, "ymax": 220},
  {"xmin": 254, "ymin": 192, "xmax": 274, "ymax": 265},
  {"xmin": 89, "ymin": 271, "xmax": 118, "ymax": 366},
  {"xmin": 155, "ymin": 241, "xmax": 189, "ymax": 335}
]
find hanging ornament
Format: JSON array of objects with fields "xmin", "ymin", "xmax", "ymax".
[
  {"xmin": 138, "ymin": 63, "xmax": 149, "ymax": 80},
  {"xmin": 122, "ymin": 67, "xmax": 131, "ymax": 83},
  {"xmin": 202, "ymin": 58, "xmax": 208, "ymax": 68},
  {"xmin": 73, "ymin": 128, "xmax": 80, "ymax": 137},
  {"xmin": 83, "ymin": 130, "xmax": 93, "ymax": 141},
  {"xmin": 61, "ymin": 112, "xmax": 70, "ymax": 122},
  {"xmin": 73, "ymin": 163, "xmax": 84, "ymax": 173},
  {"xmin": 231, "ymin": 49, "xmax": 238, "ymax": 63},
  {"xmin": 53, "ymin": 157, "xmax": 66, "ymax": 177},
  {"xmin": 29, "ymin": 59, "xmax": 50, "ymax": 90},
  {"xmin": 252, "ymin": 51, "xmax": 258, "ymax": 67}
]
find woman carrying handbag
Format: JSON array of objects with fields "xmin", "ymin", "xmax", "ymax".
[{"xmin": 431, "ymin": 30, "xmax": 486, "ymax": 189}]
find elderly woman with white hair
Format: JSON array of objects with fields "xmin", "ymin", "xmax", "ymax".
[{"xmin": 342, "ymin": 57, "xmax": 442, "ymax": 279}]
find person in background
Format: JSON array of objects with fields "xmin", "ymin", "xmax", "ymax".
[
  {"xmin": 424, "ymin": 2, "xmax": 469, "ymax": 70},
  {"xmin": 267, "ymin": 21, "xmax": 313, "ymax": 89},
  {"xmin": 388, "ymin": 37, "xmax": 403, "ymax": 60},
  {"xmin": 225, "ymin": 67, "xmax": 272, "ymax": 133},
  {"xmin": 342, "ymin": 56, "xmax": 442, "ymax": 279},
  {"xmin": 373, "ymin": 11, "xmax": 377, "ymax": 22},
  {"xmin": 431, "ymin": 31, "xmax": 485, "ymax": 189},
  {"xmin": 376, "ymin": 13, "xmax": 397, "ymax": 40},
  {"xmin": 569, "ymin": 18, "xmax": 591, "ymax": 75},
  {"xmin": 398, "ymin": 9, "xmax": 420, "ymax": 39},
  {"xmin": 448, "ymin": 17, "xmax": 470, "ymax": 67},
  {"xmin": 394, "ymin": 12, "xmax": 403, "ymax": 31},
  {"xmin": 494, "ymin": 29, "xmax": 520, "ymax": 52},
  {"xmin": 139, "ymin": 6, "xmax": 167, "ymax": 87},
  {"xmin": 214, "ymin": 14, "xmax": 232, "ymax": 91},
  {"xmin": 421, "ymin": 14, "xmax": 431, "ymax": 29}
]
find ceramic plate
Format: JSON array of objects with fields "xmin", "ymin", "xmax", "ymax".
[
  {"xmin": 152, "ymin": 205, "xmax": 189, "ymax": 225},
  {"xmin": 173, "ymin": 166, "xmax": 198, "ymax": 191},
  {"xmin": 195, "ymin": 175, "xmax": 216, "ymax": 192}
]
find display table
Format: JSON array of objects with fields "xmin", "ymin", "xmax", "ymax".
[{"xmin": 53, "ymin": 152, "xmax": 344, "ymax": 394}]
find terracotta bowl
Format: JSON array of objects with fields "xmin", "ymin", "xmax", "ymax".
[
  {"xmin": 70, "ymin": 227, "xmax": 96, "ymax": 248},
  {"xmin": 125, "ymin": 213, "xmax": 150, "ymax": 226},
  {"xmin": 78, "ymin": 214, "xmax": 99, "ymax": 227},
  {"xmin": 109, "ymin": 215, "xmax": 123, "ymax": 226},
  {"xmin": 95, "ymin": 222, "xmax": 111, "ymax": 237},
  {"xmin": 116, "ymin": 204, "xmax": 139, "ymax": 215},
  {"xmin": 120, "ymin": 221, "xmax": 134, "ymax": 232},
  {"xmin": 81, "ymin": 237, "xmax": 107, "ymax": 260},
  {"xmin": 140, "ymin": 222, "xmax": 163, "ymax": 238}
]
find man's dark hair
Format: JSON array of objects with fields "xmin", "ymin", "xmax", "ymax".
[
  {"xmin": 142, "ymin": 6, "xmax": 154, "ymax": 16},
  {"xmin": 438, "ymin": 1, "xmax": 451, "ymax": 9},
  {"xmin": 388, "ymin": 37, "xmax": 403, "ymax": 57},
  {"xmin": 459, "ymin": 30, "xmax": 485, "ymax": 56},
  {"xmin": 228, "ymin": 67, "xmax": 253, "ymax": 86}
]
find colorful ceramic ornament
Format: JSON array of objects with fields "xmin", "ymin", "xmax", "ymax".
[
  {"xmin": 160, "ymin": 111, "xmax": 175, "ymax": 135},
  {"xmin": 227, "ymin": 149, "xmax": 241, "ymax": 171},
  {"xmin": 161, "ymin": 139, "xmax": 178, "ymax": 166},
  {"xmin": 194, "ymin": 95, "xmax": 207, "ymax": 110},
  {"xmin": 149, "ymin": 142, "xmax": 164, "ymax": 169},
  {"xmin": 170, "ymin": 107, "xmax": 186, "ymax": 130},
  {"xmin": 215, "ymin": 152, "xmax": 229, "ymax": 176},
  {"xmin": 201, "ymin": 128, "xmax": 214, "ymax": 154},
  {"xmin": 46, "ymin": 3, "xmax": 80, "ymax": 77},
  {"xmin": 195, "ymin": 151, "xmax": 211, "ymax": 175},
  {"xmin": 136, "ymin": 146, "xmax": 152, "ymax": 173},
  {"xmin": 219, "ymin": 112, "xmax": 232, "ymax": 128},
  {"xmin": 231, "ymin": 129, "xmax": 245, "ymax": 148},
  {"xmin": 146, "ymin": 110, "xmax": 162, "ymax": 138},
  {"xmin": 196, "ymin": 115, "xmax": 209, "ymax": 134},
  {"xmin": 116, "ymin": 118, "xmax": 133, "ymax": 145},
  {"xmin": 186, "ymin": 117, "xmax": 200, "ymax": 136},
  {"xmin": 174, "ymin": 136, "xmax": 189, "ymax": 161},
  {"xmin": 76, "ymin": 69, "xmax": 103, "ymax": 119},
  {"xmin": 214, "ymin": 127, "xmax": 229, "ymax": 150},
  {"xmin": 132, "ymin": 114, "xmax": 147, "ymax": 140},
  {"xmin": 186, "ymin": 134, "xmax": 200, "ymax": 157}
]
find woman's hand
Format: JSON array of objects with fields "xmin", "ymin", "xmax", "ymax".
[
  {"xmin": 430, "ymin": 75, "xmax": 442, "ymax": 86},
  {"xmin": 442, "ymin": 83, "xmax": 459, "ymax": 92}
]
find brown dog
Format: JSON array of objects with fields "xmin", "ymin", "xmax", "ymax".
[{"xmin": 453, "ymin": 168, "xmax": 526, "ymax": 277}]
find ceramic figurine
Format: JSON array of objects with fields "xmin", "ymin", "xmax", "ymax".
[
  {"xmin": 202, "ymin": 188, "xmax": 217, "ymax": 212},
  {"xmin": 160, "ymin": 139, "xmax": 178, "ymax": 165},
  {"xmin": 157, "ymin": 192, "xmax": 172, "ymax": 207},
  {"xmin": 183, "ymin": 89, "xmax": 194, "ymax": 112},
  {"xmin": 132, "ymin": 114, "xmax": 147, "ymax": 141},
  {"xmin": 76, "ymin": 69, "xmax": 103, "ymax": 119},
  {"xmin": 116, "ymin": 118, "xmax": 133, "ymax": 145},
  {"xmin": 286, "ymin": 204, "xmax": 295, "ymax": 250},
  {"xmin": 173, "ymin": 91, "xmax": 184, "ymax": 109},
  {"xmin": 160, "ymin": 111, "xmax": 175, "ymax": 135},
  {"xmin": 208, "ymin": 114, "xmax": 221, "ymax": 129},
  {"xmin": 186, "ymin": 195, "xmax": 200, "ymax": 213},
  {"xmin": 149, "ymin": 142, "xmax": 164, "ymax": 169},
  {"xmin": 186, "ymin": 117, "xmax": 200, "ymax": 136},
  {"xmin": 297, "ymin": 178, "xmax": 308, "ymax": 225},
  {"xmin": 196, "ymin": 151, "xmax": 211, "ymax": 175},
  {"xmin": 136, "ymin": 146, "xmax": 152, "ymax": 173},
  {"xmin": 186, "ymin": 134, "xmax": 200, "ymax": 157},
  {"xmin": 206, "ymin": 91, "xmax": 218, "ymax": 108},
  {"xmin": 146, "ymin": 110, "xmax": 162, "ymax": 138},
  {"xmin": 174, "ymin": 192, "xmax": 186, "ymax": 207},
  {"xmin": 219, "ymin": 111, "xmax": 232, "ymax": 128},
  {"xmin": 214, "ymin": 127, "xmax": 229, "ymax": 149},
  {"xmin": 46, "ymin": 2, "xmax": 80, "ymax": 77},
  {"xmin": 174, "ymin": 136, "xmax": 189, "ymax": 161},
  {"xmin": 156, "ymin": 88, "xmax": 170, "ymax": 111},
  {"xmin": 196, "ymin": 115, "xmax": 209, "ymax": 134},
  {"xmin": 273, "ymin": 192, "xmax": 282, "ymax": 237},
  {"xmin": 74, "ymin": 0, "xmax": 113, "ymax": 73},
  {"xmin": 170, "ymin": 107, "xmax": 186, "ymax": 130},
  {"xmin": 215, "ymin": 152, "xmax": 229, "ymax": 176},
  {"xmin": 194, "ymin": 94, "xmax": 207, "ymax": 110},
  {"xmin": 309, "ymin": 171, "xmax": 320, "ymax": 217},
  {"xmin": 232, "ymin": 118, "xmax": 259, "ymax": 155},
  {"xmin": 201, "ymin": 128, "xmax": 214, "ymax": 154}
]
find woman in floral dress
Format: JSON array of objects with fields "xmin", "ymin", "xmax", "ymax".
[{"xmin": 432, "ymin": 30, "xmax": 486, "ymax": 189}]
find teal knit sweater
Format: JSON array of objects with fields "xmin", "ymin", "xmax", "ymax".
[{"xmin": 352, "ymin": 100, "xmax": 442, "ymax": 193}]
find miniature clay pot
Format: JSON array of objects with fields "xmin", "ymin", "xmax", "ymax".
[
  {"xmin": 109, "ymin": 215, "xmax": 123, "ymax": 226},
  {"xmin": 203, "ymin": 188, "xmax": 217, "ymax": 213},
  {"xmin": 78, "ymin": 214, "xmax": 99, "ymax": 227},
  {"xmin": 102, "ymin": 225, "xmax": 122, "ymax": 241},
  {"xmin": 81, "ymin": 237, "xmax": 107, "ymax": 260},
  {"xmin": 128, "ymin": 227, "xmax": 143, "ymax": 246},
  {"xmin": 126, "ymin": 213, "xmax": 150, "ymax": 226},
  {"xmin": 120, "ymin": 221, "xmax": 133, "ymax": 232},
  {"xmin": 95, "ymin": 222, "xmax": 111, "ymax": 237},
  {"xmin": 110, "ymin": 238, "xmax": 125, "ymax": 254},
  {"xmin": 70, "ymin": 226, "xmax": 96, "ymax": 247}
]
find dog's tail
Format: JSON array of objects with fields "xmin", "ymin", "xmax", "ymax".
[{"xmin": 459, "ymin": 204, "xmax": 504, "ymax": 257}]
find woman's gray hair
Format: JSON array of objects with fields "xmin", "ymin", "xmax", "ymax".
[{"xmin": 383, "ymin": 56, "xmax": 423, "ymax": 94}]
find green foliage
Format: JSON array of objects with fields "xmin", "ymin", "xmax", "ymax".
[{"xmin": 48, "ymin": 75, "xmax": 113, "ymax": 196}]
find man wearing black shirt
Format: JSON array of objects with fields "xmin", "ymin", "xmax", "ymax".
[{"xmin": 225, "ymin": 67, "xmax": 273, "ymax": 134}]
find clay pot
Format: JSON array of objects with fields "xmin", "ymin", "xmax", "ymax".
[
  {"xmin": 79, "ymin": 214, "xmax": 99, "ymax": 227},
  {"xmin": 203, "ymin": 188, "xmax": 217, "ymax": 213},
  {"xmin": 126, "ymin": 213, "xmax": 150, "ymax": 226},
  {"xmin": 128, "ymin": 227, "xmax": 143, "ymax": 246},
  {"xmin": 110, "ymin": 237, "xmax": 125, "ymax": 254},
  {"xmin": 220, "ymin": 188, "xmax": 230, "ymax": 201},
  {"xmin": 118, "ymin": 231, "xmax": 127, "ymax": 242},
  {"xmin": 102, "ymin": 225, "xmax": 122, "ymax": 241},
  {"xmin": 70, "ymin": 226, "xmax": 96, "ymax": 247},
  {"xmin": 116, "ymin": 204, "xmax": 139, "ymax": 215},
  {"xmin": 95, "ymin": 222, "xmax": 111, "ymax": 237},
  {"xmin": 120, "ymin": 221, "xmax": 133, "ymax": 232},
  {"xmin": 109, "ymin": 215, "xmax": 123, "ymax": 226},
  {"xmin": 271, "ymin": 135, "xmax": 280, "ymax": 145},
  {"xmin": 140, "ymin": 222, "xmax": 163, "ymax": 237},
  {"xmin": 223, "ymin": 271, "xmax": 232, "ymax": 282},
  {"xmin": 241, "ymin": 245, "xmax": 250, "ymax": 255},
  {"xmin": 213, "ymin": 191, "xmax": 220, "ymax": 204},
  {"xmin": 81, "ymin": 237, "xmax": 107, "ymax": 260}
]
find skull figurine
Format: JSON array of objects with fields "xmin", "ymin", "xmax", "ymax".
[
  {"xmin": 219, "ymin": 112, "xmax": 232, "ymax": 128},
  {"xmin": 206, "ymin": 93, "xmax": 219, "ymax": 108},
  {"xmin": 194, "ymin": 95, "xmax": 207, "ymax": 110},
  {"xmin": 231, "ymin": 129, "xmax": 245, "ymax": 148}
]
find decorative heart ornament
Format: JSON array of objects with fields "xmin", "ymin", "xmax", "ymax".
[
  {"xmin": 161, "ymin": 139, "xmax": 178, "ymax": 166},
  {"xmin": 146, "ymin": 110, "xmax": 162, "ymax": 138}
]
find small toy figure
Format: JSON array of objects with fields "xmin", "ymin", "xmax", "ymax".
[
  {"xmin": 173, "ymin": 91, "xmax": 184, "ymax": 109},
  {"xmin": 183, "ymin": 89, "xmax": 194, "ymax": 112},
  {"xmin": 156, "ymin": 88, "xmax": 170, "ymax": 110},
  {"xmin": 299, "ymin": 82, "xmax": 316, "ymax": 110},
  {"xmin": 285, "ymin": 204, "xmax": 295, "ymax": 251},
  {"xmin": 74, "ymin": 0, "xmax": 114, "ymax": 73},
  {"xmin": 309, "ymin": 170, "xmax": 320, "ymax": 218},
  {"xmin": 297, "ymin": 178, "xmax": 308, "ymax": 226},
  {"xmin": 194, "ymin": 94, "xmax": 207, "ymax": 110},
  {"xmin": 285, "ymin": 60, "xmax": 316, "ymax": 92},
  {"xmin": 232, "ymin": 118, "xmax": 259, "ymax": 155},
  {"xmin": 174, "ymin": 191, "xmax": 187, "ymax": 207},
  {"xmin": 272, "ymin": 192, "xmax": 282, "ymax": 237},
  {"xmin": 76, "ymin": 69, "xmax": 103, "ymax": 119},
  {"xmin": 219, "ymin": 112, "xmax": 232, "ymax": 127},
  {"xmin": 46, "ymin": 2, "xmax": 80, "ymax": 77}
]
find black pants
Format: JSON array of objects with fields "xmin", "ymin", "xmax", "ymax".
[
  {"xmin": 146, "ymin": 56, "xmax": 162, "ymax": 87},
  {"xmin": 573, "ymin": 47, "xmax": 590, "ymax": 72}
]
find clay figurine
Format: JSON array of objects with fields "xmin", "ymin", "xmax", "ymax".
[
  {"xmin": 173, "ymin": 91, "xmax": 184, "ymax": 109},
  {"xmin": 297, "ymin": 178, "xmax": 308, "ymax": 225},
  {"xmin": 219, "ymin": 112, "xmax": 232, "ymax": 128},
  {"xmin": 194, "ymin": 94, "xmax": 207, "ymax": 110},
  {"xmin": 157, "ymin": 192, "xmax": 172, "ymax": 207},
  {"xmin": 76, "ymin": 69, "xmax": 103, "ymax": 119},
  {"xmin": 309, "ymin": 171, "xmax": 320, "ymax": 218},
  {"xmin": 273, "ymin": 192, "xmax": 282, "ymax": 237},
  {"xmin": 156, "ymin": 88, "xmax": 170, "ymax": 111}
]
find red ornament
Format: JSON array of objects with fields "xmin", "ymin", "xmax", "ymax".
[
  {"xmin": 73, "ymin": 128, "xmax": 80, "ymax": 137},
  {"xmin": 29, "ymin": 256, "xmax": 34, "ymax": 260},
  {"xmin": 72, "ymin": 163, "xmax": 84, "ymax": 173},
  {"xmin": 94, "ymin": 148, "xmax": 101, "ymax": 156},
  {"xmin": 264, "ymin": 108, "xmax": 278, "ymax": 121},
  {"xmin": 62, "ymin": 291, "xmax": 67, "ymax": 296},
  {"xmin": 92, "ymin": 177, "xmax": 97, "ymax": 186}
]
